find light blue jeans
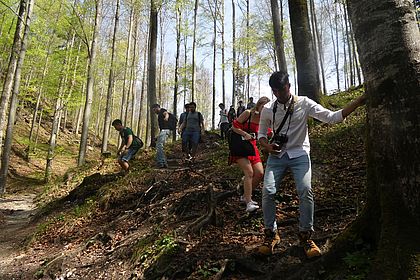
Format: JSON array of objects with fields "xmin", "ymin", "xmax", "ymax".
[
  {"xmin": 156, "ymin": 129, "xmax": 171, "ymax": 165},
  {"xmin": 262, "ymin": 153, "xmax": 314, "ymax": 232}
]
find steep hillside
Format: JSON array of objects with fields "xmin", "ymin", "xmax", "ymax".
[{"xmin": 0, "ymin": 88, "xmax": 368, "ymax": 280}]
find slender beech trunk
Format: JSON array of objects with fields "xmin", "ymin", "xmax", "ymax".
[
  {"xmin": 130, "ymin": 15, "xmax": 139, "ymax": 130},
  {"xmin": 172, "ymin": 3, "xmax": 181, "ymax": 141},
  {"xmin": 288, "ymin": 0, "xmax": 320, "ymax": 102},
  {"xmin": 101, "ymin": 0, "xmax": 119, "ymax": 154},
  {"xmin": 220, "ymin": 0, "xmax": 226, "ymax": 105},
  {"xmin": 0, "ymin": 0, "xmax": 33, "ymax": 192},
  {"xmin": 78, "ymin": 0, "xmax": 101, "ymax": 164},
  {"xmin": 191, "ymin": 0, "xmax": 199, "ymax": 102},
  {"xmin": 246, "ymin": 0, "xmax": 250, "ymax": 100},
  {"xmin": 0, "ymin": 0, "xmax": 27, "ymax": 158},
  {"xmin": 94, "ymin": 73, "xmax": 105, "ymax": 143},
  {"xmin": 231, "ymin": 0, "xmax": 236, "ymax": 106},
  {"xmin": 343, "ymin": 2, "xmax": 354, "ymax": 86},
  {"xmin": 121, "ymin": 6, "xmax": 133, "ymax": 123},
  {"xmin": 148, "ymin": 0, "xmax": 159, "ymax": 147},
  {"xmin": 210, "ymin": 0, "xmax": 217, "ymax": 130},
  {"xmin": 158, "ymin": 9, "xmax": 164, "ymax": 103},
  {"xmin": 309, "ymin": 0, "xmax": 326, "ymax": 94},
  {"xmin": 138, "ymin": 35, "xmax": 148, "ymax": 138},
  {"xmin": 270, "ymin": 0, "xmax": 288, "ymax": 72}
]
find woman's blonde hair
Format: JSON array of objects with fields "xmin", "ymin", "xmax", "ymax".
[{"xmin": 251, "ymin": 96, "xmax": 271, "ymax": 114}]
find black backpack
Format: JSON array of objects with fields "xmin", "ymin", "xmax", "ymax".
[{"xmin": 168, "ymin": 113, "xmax": 178, "ymax": 130}]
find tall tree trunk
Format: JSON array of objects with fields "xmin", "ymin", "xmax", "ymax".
[
  {"xmin": 220, "ymin": 0, "xmax": 226, "ymax": 105},
  {"xmin": 246, "ymin": 0, "xmax": 250, "ymax": 100},
  {"xmin": 148, "ymin": 0, "xmax": 159, "ymax": 147},
  {"xmin": 211, "ymin": 0, "xmax": 217, "ymax": 130},
  {"xmin": 94, "ymin": 74, "xmax": 105, "ymax": 144},
  {"xmin": 0, "ymin": 0, "xmax": 27, "ymax": 158},
  {"xmin": 121, "ymin": 6, "xmax": 134, "ymax": 123},
  {"xmin": 130, "ymin": 16, "xmax": 139, "ymax": 130},
  {"xmin": 191, "ymin": 0, "xmax": 199, "ymax": 102},
  {"xmin": 231, "ymin": 0, "xmax": 236, "ymax": 106},
  {"xmin": 343, "ymin": 2, "xmax": 354, "ymax": 87},
  {"xmin": 138, "ymin": 35, "xmax": 148, "ymax": 138},
  {"xmin": 79, "ymin": 0, "xmax": 101, "ymax": 165},
  {"xmin": 101, "ymin": 0, "xmax": 119, "ymax": 154},
  {"xmin": 172, "ymin": 3, "xmax": 181, "ymax": 141},
  {"xmin": 343, "ymin": 0, "xmax": 420, "ymax": 277},
  {"xmin": 0, "ymin": 0, "xmax": 33, "ymax": 192},
  {"xmin": 309, "ymin": 0, "xmax": 326, "ymax": 94},
  {"xmin": 288, "ymin": 0, "xmax": 320, "ymax": 101},
  {"xmin": 270, "ymin": 0, "xmax": 288, "ymax": 72}
]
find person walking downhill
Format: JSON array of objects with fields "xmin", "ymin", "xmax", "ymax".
[
  {"xmin": 179, "ymin": 102, "xmax": 205, "ymax": 162},
  {"xmin": 178, "ymin": 103, "xmax": 191, "ymax": 157},
  {"xmin": 152, "ymin": 104, "xmax": 176, "ymax": 168},
  {"xmin": 257, "ymin": 71, "xmax": 366, "ymax": 257},
  {"xmin": 112, "ymin": 119, "xmax": 143, "ymax": 174},
  {"xmin": 237, "ymin": 100, "xmax": 246, "ymax": 117},
  {"xmin": 246, "ymin": 97, "xmax": 256, "ymax": 109},
  {"xmin": 218, "ymin": 103, "xmax": 230, "ymax": 140},
  {"xmin": 230, "ymin": 96, "xmax": 271, "ymax": 212}
]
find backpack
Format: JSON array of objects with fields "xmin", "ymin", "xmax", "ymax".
[{"xmin": 168, "ymin": 113, "xmax": 178, "ymax": 130}]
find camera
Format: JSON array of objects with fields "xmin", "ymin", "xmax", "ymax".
[{"xmin": 270, "ymin": 133, "xmax": 288, "ymax": 150}]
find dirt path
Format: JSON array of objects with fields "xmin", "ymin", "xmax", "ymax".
[{"xmin": 0, "ymin": 193, "xmax": 37, "ymax": 278}]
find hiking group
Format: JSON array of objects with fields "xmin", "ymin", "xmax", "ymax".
[{"xmin": 113, "ymin": 70, "xmax": 366, "ymax": 259}]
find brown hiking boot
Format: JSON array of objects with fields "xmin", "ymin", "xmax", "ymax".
[
  {"xmin": 298, "ymin": 231, "xmax": 321, "ymax": 258},
  {"xmin": 258, "ymin": 229, "xmax": 281, "ymax": 255}
]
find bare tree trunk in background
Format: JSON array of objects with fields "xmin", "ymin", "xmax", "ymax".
[
  {"xmin": 209, "ymin": 0, "xmax": 217, "ymax": 130},
  {"xmin": 346, "ymin": 0, "xmax": 362, "ymax": 86},
  {"xmin": 79, "ymin": 0, "xmax": 102, "ymax": 165},
  {"xmin": 130, "ymin": 14, "xmax": 139, "ymax": 130},
  {"xmin": 172, "ymin": 3, "xmax": 181, "ymax": 141},
  {"xmin": 231, "ymin": 0, "xmax": 236, "ymax": 106},
  {"xmin": 288, "ymin": 0, "xmax": 320, "ymax": 102},
  {"xmin": 270, "ymin": 0, "xmax": 288, "ymax": 72},
  {"xmin": 148, "ymin": 0, "xmax": 159, "ymax": 147},
  {"xmin": 0, "ymin": 0, "xmax": 27, "ymax": 158},
  {"xmin": 121, "ymin": 6, "xmax": 133, "ymax": 124},
  {"xmin": 101, "ymin": 0, "xmax": 119, "ymax": 154},
  {"xmin": 246, "ymin": 0, "xmax": 250, "ymax": 100},
  {"xmin": 309, "ymin": 0, "xmax": 326, "ymax": 94},
  {"xmin": 94, "ymin": 74, "xmax": 105, "ymax": 144},
  {"xmin": 138, "ymin": 34, "xmax": 148, "ymax": 138},
  {"xmin": 327, "ymin": 1, "xmax": 340, "ymax": 91},
  {"xmin": 343, "ymin": 2, "xmax": 354, "ymax": 87},
  {"xmin": 191, "ymin": 0, "xmax": 199, "ymax": 102},
  {"xmin": 0, "ymin": 0, "xmax": 34, "ymax": 192},
  {"xmin": 218, "ymin": 0, "xmax": 226, "ymax": 105}
]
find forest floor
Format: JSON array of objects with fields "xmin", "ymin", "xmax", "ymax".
[{"xmin": 0, "ymin": 88, "xmax": 371, "ymax": 280}]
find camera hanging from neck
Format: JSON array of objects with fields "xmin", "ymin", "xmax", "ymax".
[{"xmin": 272, "ymin": 97, "xmax": 295, "ymax": 137}]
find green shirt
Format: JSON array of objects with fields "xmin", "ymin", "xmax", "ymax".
[{"xmin": 120, "ymin": 127, "xmax": 142, "ymax": 149}]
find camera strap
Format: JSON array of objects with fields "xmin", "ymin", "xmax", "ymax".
[{"xmin": 272, "ymin": 96, "xmax": 296, "ymax": 136}]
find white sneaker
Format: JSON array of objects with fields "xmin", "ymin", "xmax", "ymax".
[
  {"xmin": 246, "ymin": 201, "xmax": 259, "ymax": 212},
  {"xmin": 240, "ymin": 196, "xmax": 258, "ymax": 205}
]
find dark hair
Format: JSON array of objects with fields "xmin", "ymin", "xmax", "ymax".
[
  {"xmin": 238, "ymin": 100, "xmax": 243, "ymax": 103},
  {"xmin": 184, "ymin": 103, "xmax": 190, "ymax": 109},
  {"xmin": 112, "ymin": 119, "xmax": 122, "ymax": 126},
  {"xmin": 249, "ymin": 97, "xmax": 253, "ymax": 101},
  {"xmin": 151, "ymin": 103, "xmax": 160, "ymax": 109},
  {"xmin": 189, "ymin": 102, "xmax": 197, "ymax": 107},
  {"xmin": 269, "ymin": 71, "xmax": 289, "ymax": 90},
  {"xmin": 219, "ymin": 103, "xmax": 224, "ymax": 107}
]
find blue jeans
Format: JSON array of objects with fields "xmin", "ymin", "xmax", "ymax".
[
  {"xmin": 182, "ymin": 130, "xmax": 200, "ymax": 155},
  {"xmin": 120, "ymin": 147, "xmax": 139, "ymax": 162},
  {"xmin": 156, "ymin": 129, "xmax": 171, "ymax": 165},
  {"xmin": 262, "ymin": 153, "xmax": 314, "ymax": 232}
]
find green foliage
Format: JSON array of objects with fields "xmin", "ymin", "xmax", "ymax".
[
  {"xmin": 197, "ymin": 263, "xmax": 220, "ymax": 278},
  {"xmin": 342, "ymin": 248, "xmax": 372, "ymax": 280},
  {"xmin": 132, "ymin": 233, "xmax": 179, "ymax": 271}
]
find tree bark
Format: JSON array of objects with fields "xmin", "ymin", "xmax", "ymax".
[
  {"xmin": 191, "ymin": 0, "xmax": 199, "ymax": 102},
  {"xmin": 231, "ymin": 0, "xmax": 236, "ymax": 106},
  {"xmin": 101, "ymin": 0, "xmax": 118, "ymax": 154},
  {"xmin": 288, "ymin": 0, "xmax": 320, "ymax": 102},
  {"xmin": 0, "ymin": 0, "xmax": 33, "ymax": 193},
  {"xmin": 148, "ymin": 0, "xmax": 159, "ymax": 147},
  {"xmin": 270, "ymin": 0, "xmax": 288, "ymax": 72},
  {"xmin": 345, "ymin": 0, "xmax": 420, "ymax": 277},
  {"xmin": 121, "ymin": 6, "xmax": 133, "ymax": 124},
  {"xmin": 0, "ymin": 0, "xmax": 27, "ymax": 158},
  {"xmin": 309, "ymin": 0, "xmax": 326, "ymax": 94},
  {"xmin": 79, "ymin": 0, "xmax": 102, "ymax": 165},
  {"xmin": 173, "ymin": 2, "xmax": 181, "ymax": 141}
]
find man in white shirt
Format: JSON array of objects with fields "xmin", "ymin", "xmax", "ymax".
[{"xmin": 258, "ymin": 71, "xmax": 366, "ymax": 257}]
